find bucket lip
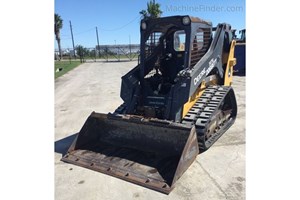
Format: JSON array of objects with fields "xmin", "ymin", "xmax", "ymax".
[
  {"xmin": 91, "ymin": 112, "xmax": 192, "ymax": 130},
  {"xmin": 61, "ymin": 151, "xmax": 175, "ymax": 194}
]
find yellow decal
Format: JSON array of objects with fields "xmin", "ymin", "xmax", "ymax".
[
  {"xmin": 224, "ymin": 40, "xmax": 236, "ymax": 86},
  {"xmin": 182, "ymin": 82, "xmax": 206, "ymax": 118}
]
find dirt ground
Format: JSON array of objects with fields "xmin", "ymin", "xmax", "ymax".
[{"xmin": 55, "ymin": 61, "xmax": 245, "ymax": 200}]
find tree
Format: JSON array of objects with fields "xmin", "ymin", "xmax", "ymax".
[
  {"xmin": 55, "ymin": 14, "xmax": 63, "ymax": 60},
  {"xmin": 139, "ymin": 0, "xmax": 162, "ymax": 20},
  {"xmin": 76, "ymin": 45, "xmax": 88, "ymax": 63}
]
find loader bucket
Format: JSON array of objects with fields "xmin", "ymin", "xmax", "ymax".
[{"xmin": 61, "ymin": 112, "xmax": 199, "ymax": 194}]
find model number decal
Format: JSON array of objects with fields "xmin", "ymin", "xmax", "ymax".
[{"xmin": 193, "ymin": 58, "xmax": 217, "ymax": 86}]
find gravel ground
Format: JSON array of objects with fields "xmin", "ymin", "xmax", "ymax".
[{"xmin": 55, "ymin": 61, "xmax": 245, "ymax": 200}]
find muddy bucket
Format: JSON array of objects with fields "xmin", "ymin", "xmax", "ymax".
[{"xmin": 61, "ymin": 112, "xmax": 199, "ymax": 194}]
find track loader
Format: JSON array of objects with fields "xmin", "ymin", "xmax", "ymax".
[{"xmin": 62, "ymin": 15, "xmax": 237, "ymax": 194}]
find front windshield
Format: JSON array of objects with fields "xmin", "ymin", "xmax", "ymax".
[
  {"xmin": 144, "ymin": 32, "xmax": 163, "ymax": 59},
  {"xmin": 144, "ymin": 28, "xmax": 187, "ymax": 59}
]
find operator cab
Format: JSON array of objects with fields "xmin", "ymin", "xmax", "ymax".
[
  {"xmin": 138, "ymin": 16, "xmax": 212, "ymax": 118},
  {"xmin": 140, "ymin": 17, "xmax": 189, "ymax": 97}
]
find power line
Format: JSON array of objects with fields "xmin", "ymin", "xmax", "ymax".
[
  {"xmin": 60, "ymin": 15, "xmax": 140, "ymax": 40},
  {"xmin": 73, "ymin": 28, "xmax": 94, "ymax": 35},
  {"xmin": 57, "ymin": 15, "xmax": 141, "ymax": 48},
  {"xmin": 97, "ymin": 15, "xmax": 140, "ymax": 31},
  {"xmin": 60, "ymin": 28, "xmax": 94, "ymax": 39}
]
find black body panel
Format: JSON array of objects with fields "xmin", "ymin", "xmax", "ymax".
[{"xmin": 119, "ymin": 16, "xmax": 233, "ymax": 122}]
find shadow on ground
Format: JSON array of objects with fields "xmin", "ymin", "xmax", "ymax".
[{"xmin": 55, "ymin": 133, "xmax": 78, "ymax": 156}]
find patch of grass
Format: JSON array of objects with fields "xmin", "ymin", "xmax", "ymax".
[{"xmin": 55, "ymin": 60, "xmax": 82, "ymax": 79}]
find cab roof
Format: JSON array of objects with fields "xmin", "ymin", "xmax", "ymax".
[{"xmin": 142, "ymin": 15, "xmax": 212, "ymax": 26}]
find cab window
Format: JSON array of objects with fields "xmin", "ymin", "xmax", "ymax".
[{"xmin": 174, "ymin": 30, "xmax": 186, "ymax": 51}]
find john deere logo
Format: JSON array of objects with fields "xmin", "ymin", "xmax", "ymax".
[{"xmin": 194, "ymin": 58, "xmax": 217, "ymax": 86}]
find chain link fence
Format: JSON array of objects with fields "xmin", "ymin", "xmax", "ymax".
[{"xmin": 55, "ymin": 44, "xmax": 140, "ymax": 62}]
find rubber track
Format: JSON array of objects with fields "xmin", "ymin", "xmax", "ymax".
[{"xmin": 181, "ymin": 85, "xmax": 234, "ymax": 151}]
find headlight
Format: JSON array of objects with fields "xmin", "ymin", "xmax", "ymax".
[
  {"xmin": 182, "ymin": 16, "xmax": 190, "ymax": 25},
  {"xmin": 141, "ymin": 22, "xmax": 147, "ymax": 30}
]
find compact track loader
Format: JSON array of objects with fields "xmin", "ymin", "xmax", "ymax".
[{"xmin": 62, "ymin": 15, "xmax": 237, "ymax": 194}]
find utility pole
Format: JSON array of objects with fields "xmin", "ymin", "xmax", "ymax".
[
  {"xmin": 129, "ymin": 35, "xmax": 132, "ymax": 60},
  {"xmin": 114, "ymin": 40, "xmax": 119, "ymax": 61},
  {"xmin": 96, "ymin": 26, "xmax": 100, "ymax": 58},
  {"xmin": 69, "ymin": 21, "xmax": 76, "ymax": 57}
]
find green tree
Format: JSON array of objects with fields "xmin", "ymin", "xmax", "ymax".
[
  {"xmin": 55, "ymin": 14, "xmax": 63, "ymax": 60},
  {"xmin": 76, "ymin": 45, "xmax": 88, "ymax": 63},
  {"xmin": 139, "ymin": 0, "xmax": 162, "ymax": 20}
]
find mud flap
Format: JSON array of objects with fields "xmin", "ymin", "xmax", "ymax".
[{"xmin": 61, "ymin": 112, "xmax": 199, "ymax": 194}]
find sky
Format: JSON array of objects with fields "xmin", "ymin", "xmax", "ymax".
[{"xmin": 55, "ymin": 0, "xmax": 245, "ymax": 49}]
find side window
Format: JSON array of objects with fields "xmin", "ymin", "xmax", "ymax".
[
  {"xmin": 190, "ymin": 28, "xmax": 211, "ymax": 67},
  {"xmin": 192, "ymin": 29, "xmax": 204, "ymax": 51},
  {"xmin": 174, "ymin": 30, "xmax": 186, "ymax": 51}
]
